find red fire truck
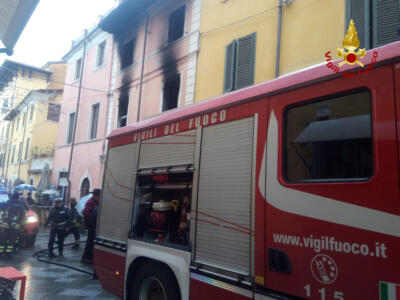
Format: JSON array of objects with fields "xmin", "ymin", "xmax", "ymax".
[{"xmin": 94, "ymin": 41, "xmax": 400, "ymax": 300}]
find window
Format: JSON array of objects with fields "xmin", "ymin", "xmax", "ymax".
[
  {"xmin": 285, "ymin": 90, "xmax": 373, "ymax": 181},
  {"xmin": 16, "ymin": 118, "xmax": 19, "ymax": 131},
  {"xmin": 168, "ymin": 5, "xmax": 186, "ymax": 43},
  {"xmin": 119, "ymin": 39, "xmax": 134, "ymax": 70},
  {"xmin": 162, "ymin": 75, "xmax": 181, "ymax": 112},
  {"xmin": 1, "ymin": 126, "xmax": 4, "ymax": 139},
  {"xmin": 29, "ymin": 105, "xmax": 34, "ymax": 121},
  {"xmin": 29, "ymin": 178, "xmax": 33, "ymax": 185},
  {"xmin": 1, "ymin": 99, "xmax": 8, "ymax": 114},
  {"xmin": 74, "ymin": 58, "xmax": 82, "ymax": 80},
  {"xmin": 22, "ymin": 113, "xmax": 26, "ymax": 127},
  {"xmin": 47, "ymin": 103, "xmax": 61, "ymax": 122},
  {"xmin": 347, "ymin": 0, "xmax": 400, "ymax": 49},
  {"xmin": 67, "ymin": 112, "xmax": 76, "ymax": 144},
  {"xmin": 11, "ymin": 145, "xmax": 15, "ymax": 163},
  {"xmin": 224, "ymin": 33, "xmax": 256, "ymax": 93},
  {"xmin": 18, "ymin": 141, "xmax": 22, "ymax": 162},
  {"xmin": 6, "ymin": 124, "xmax": 9, "ymax": 138},
  {"xmin": 89, "ymin": 103, "xmax": 100, "ymax": 139},
  {"xmin": 118, "ymin": 96, "xmax": 129, "ymax": 128},
  {"xmin": 96, "ymin": 41, "xmax": 106, "ymax": 68},
  {"xmin": 24, "ymin": 138, "xmax": 30, "ymax": 161}
]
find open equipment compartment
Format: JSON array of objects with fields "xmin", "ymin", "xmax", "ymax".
[{"xmin": 131, "ymin": 165, "xmax": 194, "ymax": 248}]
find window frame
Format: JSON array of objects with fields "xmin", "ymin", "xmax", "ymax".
[
  {"xmin": 24, "ymin": 138, "xmax": 30, "ymax": 161},
  {"xmin": 283, "ymin": 88, "xmax": 374, "ymax": 184},
  {"xmin": 223, "ymin": 32, "xmax": 256, "ymax": 93},
  {"xmin": 18, "ymin": 141, "xmax": 22, "ymax": 162},
  {"xmin": 47, "ymin": 102, "xmax": 61, "ymax": 122},
  {"xmin": 119, "ymin": 38, "xmax": 135, "ymax": 71},
  {"xmin": 29, "ymin": 105, "xmax": 34, "ymax": 121},
  {"xmin": 96, "ymin": 40, "xmax": 107, "ymax": 69},
  {"xmin": 66, "ymin": 112, "xmax": 76, "ymax": 145},
  {"xmin": 161, "ymin": 73, "xmax": 182, "ymax": 113},
  {"xmin": 88, "ymin": 102, "xmax": 100, "ymax": 140},
  {"xmin": 167, "ymin": 5, "xmax": 187, "ymax": 44},
  {"xmin": 74, "ymin": 58, "xmax": 83, "ymax": 81}
]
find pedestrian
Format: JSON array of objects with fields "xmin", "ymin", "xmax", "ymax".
[
  {"xmin": 26, "ymin": 192, "xmax": 35, "ymax": 206},
  {"xmin": 0, "ymin": 192, "xmax": 26, "ymax": 257},
  {"xmin": 69, "ymin": 198, "xmax": 81, "ymax": 249},
  {"xmin": 45, "ymin": 198, "xmax": 71, "ymax": 258},
  {"xmin": 81, "ymin": 189, "xmax": 100, "ymax": 264}
]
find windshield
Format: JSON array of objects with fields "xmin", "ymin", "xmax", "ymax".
[{"xmin": 0, "ymin": 194, "xmax": 9, "ymax": 203}]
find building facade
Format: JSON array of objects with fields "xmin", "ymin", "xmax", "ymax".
[
  {"xmin": 99, "ymin": 0, "xmax": 201, "ymax": 127},
  {"xmin": 0, "ymin": 60, "xmax": 66, "ymax": 189},
  {"xmin": 51, "ymin": 26, "xmax": 114, "ymax": 200},
  {"xmin": 194, "ymin": 0, "xmax": 400, "ymax": 102}
]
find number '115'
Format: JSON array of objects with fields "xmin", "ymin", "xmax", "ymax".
[{"xmin": 304, "ymin": 285, "xmax": 344, "ymax": 300}]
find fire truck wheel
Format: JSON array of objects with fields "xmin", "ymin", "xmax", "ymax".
[{"xmin": 131, "ymin": 261, "xmax": 181, "ymax": 300}]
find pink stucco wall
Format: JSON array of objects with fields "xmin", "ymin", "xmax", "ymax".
[
  {"xmin": 51, "ymin": 33, "xmax": 114, "ymax": 199},
  {"xmin": 52, "ymin": 0, "xmax": 195, "ymax": 200},
  {"xmin": 112, "ymin": 0, "xmax": 193, "ymax": 126}
]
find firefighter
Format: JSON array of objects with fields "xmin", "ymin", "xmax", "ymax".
[
  {"xmin": 3, "ymin": 192, "xmax": 26, "ymax": 257},
  {"xmin": 81, "ymin": 189, "xmax": 100, "ymax": 264},
  {"xmin": 69, "ymin": 198, "xmax": 81, "ymax": 249},
  {"xmin": 0, "ymin": 199, "xmax": 9, "ymax": 257},
  {"xmin": 45, "ymin": 198, "xmax": 71, "ymax": 258}
]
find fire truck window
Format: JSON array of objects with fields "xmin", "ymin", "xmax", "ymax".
[
  {"xmin": 285, "ymin": 90, "xmax": 373, "ymax": 181},
  {"xmin": 131, "ymin": 171, "xmax": 192, "ymax": 249}
]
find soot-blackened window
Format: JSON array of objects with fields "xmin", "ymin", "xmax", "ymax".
[
  {"xmin": 120, "ymin": 39, "xmax": 134, "ymax": 70},
  {"xmin": 118, "ymin": 97, "xmax": 129, "ymax": 128},
  {"xmin": 285, "ymin": 90, "xmax": 373, "ymax": 181},
  {"xmin": 162, "ymin": 75, "xmax": 180, "ymax": 112},
  {"xmin": 168, "ymin": 6, "xmax": 185, "ymax": 43}
]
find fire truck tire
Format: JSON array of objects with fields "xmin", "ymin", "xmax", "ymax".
[{"xmin": 130, "ymin": 261, "xmax": 181, "ymax": 300}]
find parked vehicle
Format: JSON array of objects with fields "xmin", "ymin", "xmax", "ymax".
[
  {"xmin": 0, "ymin": 194, "xmax": 39, "ymax": 247},
  {"xmin": 94, "ymin": 41, "xmax": 400, "ymax": 300}
]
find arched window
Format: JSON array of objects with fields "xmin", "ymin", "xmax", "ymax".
[{"xmin": 80, "ymin": 178, "xmax": 90, "ymax": 197}]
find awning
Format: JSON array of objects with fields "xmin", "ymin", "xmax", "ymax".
[
  {"xmin": 295, "ymin": 115, "xmax": 371, "ymax": 143},
  {"xmin": 0, "ymin": 0, "xmax": 40, "ymax": 55}
]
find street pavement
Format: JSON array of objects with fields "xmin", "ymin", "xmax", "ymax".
[{"xmin": 0, "ymin": 230, "xmax": 119, "ymax": 300}]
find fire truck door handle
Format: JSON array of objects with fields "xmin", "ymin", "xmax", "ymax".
[{"xmin": 268, "ymin": 248, "xmax": 292, "ymax": 274}]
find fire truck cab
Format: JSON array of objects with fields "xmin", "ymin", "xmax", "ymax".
[{"xmin": 94, "ymin": 42, "xmax": 400, "ymax": 300}]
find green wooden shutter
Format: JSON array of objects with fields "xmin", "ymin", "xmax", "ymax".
[
  {"xmin": 373, "ymin": 0, "xmax": 400, "ymax": 47},
  {"xmin": 347, "ymin": 0, "xmax": 371, "ymax": 49},
  {"xmin": 223, "ymin": 40, "xmax": 236, "ymax": 93},
  {"xmin": 234, "ymin": 33, "xmax": 256, "ymax": 90}
]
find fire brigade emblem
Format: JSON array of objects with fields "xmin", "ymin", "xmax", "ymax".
[
  {"xmin": 337, "ymin": 19, "xmax": 366, "ymax": 67},
  {"xmin": 311, "ymin": 254, "xmax": 338, "ymax": 284}
]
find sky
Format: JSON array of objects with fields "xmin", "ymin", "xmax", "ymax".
[{"xmin": 0, "ymin": 0, "xmax": 118, "ymax": 67}]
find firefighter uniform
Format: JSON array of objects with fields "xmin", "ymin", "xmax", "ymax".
[
  {"xmin": 0, "ymin": 195, "xmax": 26, "ymax": 257},
  {"xmin": 45, "ymin": 199, "xmax": 72, "ymax": 257},
  {"xmin": 0, "ymin": 201, "xmax": 9, "ymax": 256}
]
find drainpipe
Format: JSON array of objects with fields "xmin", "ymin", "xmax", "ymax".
[
  {"xmin": 275, "ymin": 0, "xmax": 283, "ymax": 78},
  {"xmin": 136, "ymin": 12, "xmax": 149, "ymax": 122},
  {"xmin": 66, "ymin": 29, "xmax": 88, "ymax": 205},
  {"xmin": 17, "ymin": 111, "xmax": 28, "ymax": 179},
  {"xmin": 4, "ymin": 73, "xmax": 18, "ymax": 186}
]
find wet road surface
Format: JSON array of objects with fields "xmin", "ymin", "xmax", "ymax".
[{"xmin": 0, "ymin": 230, "xmax": 119, "ymax": 300}]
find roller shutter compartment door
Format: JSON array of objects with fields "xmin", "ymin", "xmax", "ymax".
[
  {"xmin": 98, "ymin": 143, "xmax": 138, "ymax": 243},
  {"xmin": 138, "ymin": 130, "xmax": 196, "ymax": 169},
  {"xmin": 195, "ymin": 117, "xmax": 254, "ymax": 276}
]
